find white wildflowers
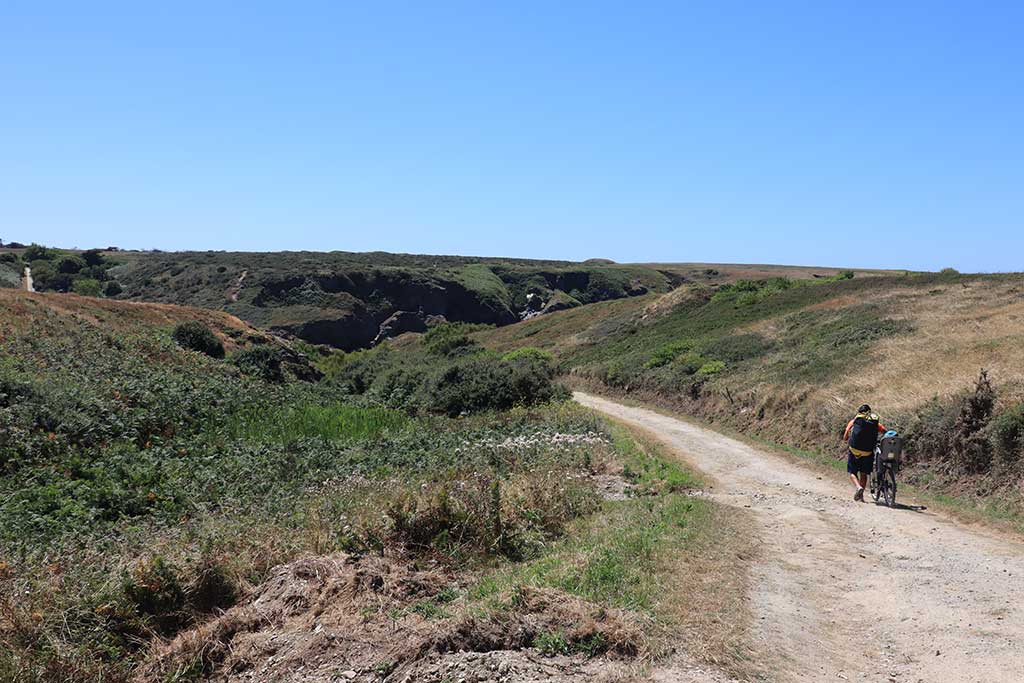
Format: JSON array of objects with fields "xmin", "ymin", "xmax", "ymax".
[{"xmin": 461, "ymin": 431, "xmax": 608, "ymax": 452}]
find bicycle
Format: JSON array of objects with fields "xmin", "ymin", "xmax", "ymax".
[{"xmin": 870, "ymin": 430, "xmax": 902, "ymax": 507}]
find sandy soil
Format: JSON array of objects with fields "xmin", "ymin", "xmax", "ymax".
[{"xmin": 575, "ymin": 392, "xmax": 1024, "ymax": 683}]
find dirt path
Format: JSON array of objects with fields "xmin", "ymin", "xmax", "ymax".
[
  {"xmin": 575, "ymin": 392, "xmax": 1024, "ymax": 683},
  {"xmin": 228, "ymin": 269, "xmax": 247, "ymax": 302}
]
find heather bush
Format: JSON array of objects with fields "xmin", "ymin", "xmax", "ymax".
[
  {"xmin": 172, "ymin": 321, "xmax": 225, "ymax": 358},
  {"xmin": 951, "ymin": 370, "xmax": 996, "ymax": 474},
  {"xmin": 231, "ymin": 345, "xmax": 285, "ymax": 382},
  {"xmin": 989, "ymin": 403, "xmax": 1024, "ymax": 474}
]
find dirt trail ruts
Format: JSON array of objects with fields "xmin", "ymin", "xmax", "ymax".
[
  {"xmin": 575, "ymin": 392, "xmax": 1024, "ymax": 683},
  {"xmin": 228, "ymin": 269, "xmax": 247, "ymax": 302}
]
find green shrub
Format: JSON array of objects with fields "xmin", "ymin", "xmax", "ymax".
[
  {"xmin": 56, "ymin": 255, "xmax": 86, "ymax": 274},
  {"xmin": 71, "ymin": 278, "xmax": 102, "ymax": 297},
  {"xmin": 103, "ymin": 280, "xmax": 123, "ymax": 297},
  {"xmin": 29, "ymin": 261, "xmax": 72, "ymax": 292},
  {"xmin": 673, "ymin": 351, "xmax": 705, "ymax": 375},
  {"xmin": 905, "ymin": 394, "xmax": 960, "ymax": 466},
  {"xmin": 424, "ymin": 323, "xmax": 481, "ymax": 357},
  {"xmin": 643, "ymin": 340, "xmax": 693, "ymax": 368},
  {"xmin": 367, "ymin": 366, "xmax": 429, "ymax": 408},
  {"xmin": 81, "ymin": 249, "xmax": 106, "ymax": 267},
  {"xmin": 426, "ymin": 353, "xmax": 566, "ymax": 416},
  {"xmin": 23, "ymin": 244, "xmax": 56, "ymax": 261},
  {"xmin": 329, "ymin": 347, "xmax": 390, "ymax": 394},
  {"xmin": 502, "ymin": 346, "xmax": 555, "ymax": 364},
  {"xmin": 989, "ymin": 403, "xmax": 1024, "ymax": 472},
  {"xmin": 171, "ymin": 321, "xmax": 225, "ymax": 359},
  {"xmin": 231, "ymin": 345, "xmax": 285, "ymax": 382},
  {"xmin": 951, "ymin": 370, "xmax": 996, "ymax": 474},
  {"xmin": 907, "ymin": 371, "xmax": 999, "ymax": 474},
  {"xmin": 696, "ymin": 360, "xmax": 726, "ymax": 378},
  {"xmin": 582, "ymin": 269, "xmax": 630, "ymax": 303},
  {"xmin": 0, "ymin": 252, "xmax": 18, "ymax": 263}
]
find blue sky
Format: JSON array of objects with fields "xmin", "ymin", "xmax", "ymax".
[{"xmin": 1, "ymin": 1, "xmax": 1022, "ymax": 271}]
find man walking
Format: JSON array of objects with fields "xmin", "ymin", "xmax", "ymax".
[{"xmin": 843, "ymin": 404, "xmax": 886, "ymax": 501}]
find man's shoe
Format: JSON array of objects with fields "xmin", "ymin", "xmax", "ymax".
[{"xmin": 854, "ymin": 487, "xmax": 864, "ymax": 502}]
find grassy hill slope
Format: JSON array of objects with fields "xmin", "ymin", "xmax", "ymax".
[
  {"xmin": 3, "ymin": 245, "xmax": 896, "ymax": 353},
  {"xmin": 476, "ymin": 270, "xmax": 1024, "ymax": 519},
  {"xmin": 103, "ymin": 250, "xmax": 677, "ymax": 350},
  {"xmin": 0, "ymin": 289, "xmax": 749, "ymax": 682}
]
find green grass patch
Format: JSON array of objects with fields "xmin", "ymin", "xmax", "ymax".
[
  {"xmin": 219, "ymin": 402, "xmax": 410, "ymax": 443},
  {"xmin": 465, "ymin": 421, "xmax": 710, "ymax": 617},
  {"xmin": 610, "ymin": 423, "xmax": 702, "ymax": 492},
  {"xmin": 469, "ymin": 494, "xmax": 711, "ymax": 614}
]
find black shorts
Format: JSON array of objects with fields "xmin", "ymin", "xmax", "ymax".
[{"xmin": 847, "ymin": 451, "xmax": 874, "ymax": 475}]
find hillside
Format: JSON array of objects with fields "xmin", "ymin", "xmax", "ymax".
[
  {"xmin": 0, "ymin": 288, "xmax": 750, "ymax": 683},
  {"xmin": 105, "ymin": 250, "xmax": 678, "ymax": 350},
  {"xmin": 476, "ymin": 270, "xmax": 1024, "ymax": 518},
  {"xmin": 6, "ymin": 266, "xmax": 1024, "ymax": 681},
  {"xmin": 2, "ymin": 246, "xmax": 896, "ymax": 352}
]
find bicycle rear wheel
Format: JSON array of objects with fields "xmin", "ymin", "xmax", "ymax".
[{"xmin": 882, "ymin": 465, "xmax": 897, "ymax": 507}]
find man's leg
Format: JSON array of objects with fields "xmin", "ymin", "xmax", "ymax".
[
  {"xmin": 847, "ymin": 452, "xmax": 861, "ymax": 491},
  {"xmin": 848, "ymin": 452, "xmax": 865, "ymax": 500},
  {"xmin": 855, "ymin": 458, "xmax": 872, "ymax": 502}
]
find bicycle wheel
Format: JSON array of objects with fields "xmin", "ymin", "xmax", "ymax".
[{"xmin": 882, "ymin": 465, "xmax": 897, "ymax": 507}]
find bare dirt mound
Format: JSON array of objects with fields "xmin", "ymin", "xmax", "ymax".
[{"xmin": 135, "ymin": 554, "xmax": 642, "ymax": 683}]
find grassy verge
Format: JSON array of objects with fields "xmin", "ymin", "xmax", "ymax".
[{"xmin": 465, "ymin": 421, "xmax": 756, "ymax": 674}]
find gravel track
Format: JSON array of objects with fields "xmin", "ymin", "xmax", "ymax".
[{"xmin": 575, "ymin": 392, "xmax": 1024, "ymax": 683}]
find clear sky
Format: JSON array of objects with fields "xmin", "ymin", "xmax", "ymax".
[{"xmin": 2, "ymin": 2, "xmax": 1022, "ymax": 271}]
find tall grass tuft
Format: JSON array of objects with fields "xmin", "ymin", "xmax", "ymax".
[{"xmin": 222, "ymin": 402, "xmax": 410, "ymax": 443}]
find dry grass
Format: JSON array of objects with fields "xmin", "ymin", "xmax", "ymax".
[
  {"xmin": 477, "ymin": 294, "xmax": 652, "ymax": 353},
  {"xmin": 830, "ymin": 280, "xmax": 1024, "ymax": 411},
  {"xmin": 657, "ymin": 503, "xmax": 759, "ymax": 677},
  {"xmin": 0, "ymin": 289, "xmax": 265, "ymax": 350}
]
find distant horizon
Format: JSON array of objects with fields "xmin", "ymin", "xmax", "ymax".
[{"xmin": 0, "ymin": 239, "xmax": 983, "ymax": 274}]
